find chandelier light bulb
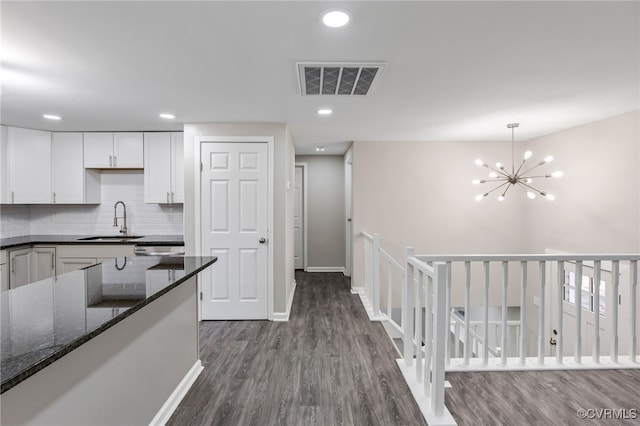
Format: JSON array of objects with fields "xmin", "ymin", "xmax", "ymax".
[
  {"xmin": 472, "ymin": 179, "xmax": 481, "ymax": 185},
  {"xmin": 524, "ymin": 151, "xmax": 532, "ymax": 160},
  {"xmin": 498, "ymin": 195, "xmax": 505, "ymax": 202},
  {"xmin": 544, "ymin": 155, "xmax": 554, "ymax": 163},
  {"xmin": 545, "ymin": 193, "xmax": 556, "ymax": 201},
  {"xmin": 551, "ymin": 171, "xmax": 564, "ymax": 178},
  {"xmin": 496, "ymin": 162, "xmax": 503, "ymax": 169},
  {"xmin": 525, "ymin": 178, "xmax": 533, "ymax": 184},
  {"xmin": 527, "ymin": 191, "xmax": 536, "ymax": 200},
  {"xmin": 475, "ymin": 194, "xmax": 486, "ymax": 201},
  {"xmin": 489, "ymin": 172, "xmax": 498, "ymax": 178},
  {"xmin": 475, "ymin": 159, "xmax": 484, "ymax": 166}
]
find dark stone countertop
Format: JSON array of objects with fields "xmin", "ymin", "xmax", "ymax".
[
  {"xmin": 0, "ymin": 235, "xmax": 184, "ymax": 250},
  {"xmin": 0, "ymin": 255, "xmax": 216, "ymax": 393}
]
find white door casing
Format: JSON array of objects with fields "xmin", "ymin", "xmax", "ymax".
[
  {"xmin": 200, "ymin": 141, "xmax": 269, "ymax": 319},
  {"xmin": 294, "ymin": 164, "xmax": 306, "ymax": 270}
]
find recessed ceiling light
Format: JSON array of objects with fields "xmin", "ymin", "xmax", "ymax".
[
  {"xmin": 159, "ymin": 113, "xmax": 175, "ymax": 119},
  {"xmin": 43, "ymin": 114, "xmax": 62, "ymax": 120},
  {"xmin": 322, "ymin": 9, "xmax": 350, "ymax": 28},
  {"xmin": 317, "ymin": 108, "xmax": 332, "ymax": 115},
  {"xmin": 315, "ymin": 147, "xmax": 326, "ymax": 152}
]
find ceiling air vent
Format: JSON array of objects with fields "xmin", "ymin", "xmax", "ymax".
[{"xmin": 297, "ymin": 62, "xmax": 386, "ymax": 96}]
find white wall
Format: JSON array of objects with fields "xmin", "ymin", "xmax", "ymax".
[
  {"xmin": 295, "ymin": 155, "xmax": 345, "ymax": 269},
  {"xmin": 182, "ymin": 123, "xmax": 295, "ymax": 314},
  {"xmin": 0, "ymin": 171, "xmax": 183, "ymax": 238}
]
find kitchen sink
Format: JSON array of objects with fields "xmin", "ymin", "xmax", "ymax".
[{"xmin": 78, "ymin": 236, "xmax": 143, "ymax": 242}]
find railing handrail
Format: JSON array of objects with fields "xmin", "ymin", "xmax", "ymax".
[
  {"xmin": 380, "ymin": 247, "xmax": 405, "ymax": 272},
  {"xmin": 417, "ymin": 254, "xmax": 640, "ymax": 262},
  {"xmin": 362, "ymin": 231, "xmax": 374, "ymax": 241}
]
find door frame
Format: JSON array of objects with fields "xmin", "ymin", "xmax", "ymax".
[
  {"xmin": 194, "ymin": 136, "xmax": 275, "ymax": 320},
  {"xmin": 344, "ymin": 147, "xmax": 353, "ymax": 277},
  {"xmin": 294, "ymin": 162, "xmax": 308, "ymax": 271}
]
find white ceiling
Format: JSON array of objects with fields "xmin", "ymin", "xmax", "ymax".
[{"xmin": 2, "ymin": 1, "xmax": 638, "ymax": 155}]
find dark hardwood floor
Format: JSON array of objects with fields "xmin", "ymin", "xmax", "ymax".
[
  {"xmin": 446, "ymin": 369, "xmax": 640, "ymax": 426},
  {"xmin": 168, "ymin": 271, "xmax": 426, "ymax": 426}
]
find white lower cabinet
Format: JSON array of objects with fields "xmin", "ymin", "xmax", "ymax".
[
  {"xmin": 8, "ymin": 248, "xmax": 32, "ymax": 289},
  {"xmin": 55, "ymin": 245, "xmax": 135, "ymax": 275},
  {"xmin": 7, "ymin": 246, "xmax": 56, "ymax": 289}
]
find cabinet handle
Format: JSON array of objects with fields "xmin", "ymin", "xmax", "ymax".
[
  {"xmin": 171, "ymin": 191, "xmax": 174, "ymax": 203},
  {"xmin": 51, "ymin": 253, "xmax": 55, "ymax": 270},
  {"xmin": 11, "ymin": 258, "xmax": 15, "ymax": 274},
  {"xmin": 113, "ymin": 155, "xmax": 117, "ymax": 167},
  {"xmin": 167, "ymin": 192, "xmax": 170, "ymax": 203},
  {"xmin": 109, "ymin": 155, "xmax": 113, "ymax": 167},
  {"xmin": 53, "ymin": 192, "xmax": 56, "ymax": 203}
]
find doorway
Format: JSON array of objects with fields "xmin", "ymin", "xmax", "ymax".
[
  {"xmin": 198, "ymin": 139, "xmax": 272, "ymax": 319},
  {"xmin": 294, "ymin": 163, "xmax": 307, "ymax": 271}
]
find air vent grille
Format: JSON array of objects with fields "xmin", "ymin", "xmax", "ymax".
[{"xmin": 297, "ymin": 62, "xmax": 385, "ymax": 96}]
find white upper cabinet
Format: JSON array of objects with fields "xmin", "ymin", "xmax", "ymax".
[
  {"xmin": 114, "ymin": 132, "xmax": 144, "ymax": 168},
  {"xmin": 52, "ymin": 133, "xmax": 100, "ymax": 204},
  {"xmin": 144, "ymin": 132, "xmax": 183, "ymax": 203},
  {"xmin": 83, "ymin": 132, "xmax": 143, "ymax": 168},
  {"xmin": 7, "ymin": 127, "xmax": 52, "ymax": 203}
]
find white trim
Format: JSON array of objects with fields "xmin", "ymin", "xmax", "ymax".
[
  {"xmin": 195, "ymin": 136, "xmax": 275, "ymax": 320},
  {"xmin": 305, "ymin": 266, "xmax": 346, "ymax": 273},
  {"xmin": 344, "ymin": 146, "xmax": 353, "ymax": 277},
  {"xmin": 295, "ymin": 162, "xmax": 308, "ymax": 272},
  {"xmin": 273, "ymin": 279, "xmax": 297, "ymax": 322},
  {"xmin": 149, "ymin": 360, "xmax": 204, "ymax": 426},
  {"xmin": 351, "ymin": 286, "xmax": 363, "ymax": 295}
]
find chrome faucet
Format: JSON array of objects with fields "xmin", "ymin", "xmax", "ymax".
[{"xmin": 113, "ymin": 201, "xmax": 128, "ymax": 236}]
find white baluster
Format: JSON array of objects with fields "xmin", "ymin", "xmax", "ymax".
[
  {"xmin": 415, "ymin": 269, "xmax": 423, "ymax": 383},
  {"xmin": 556, "ymin": 260, "xmax": 564, "ymax": 365},
  {"xmin": 594, "ymin": 260, "xmax": 601, "ymax": 363},
  {"xmin": 403, "ymin": 248, "xmax": 415, "ymax": 367},
  {"xmin": 520, "ymin": 261, "xmax": 527, "ymax": 366},
  {"xmin": 575, "ymin": 261, "xmax": 583, "ymax": 364},
  {"xmin": 372, "ymin": 233, "xmax": 381, "ymax": 318},
  {"xmin": 424, "ymin": 271, "xmax": 433, "ymax": 396},
  {"xmin": 483, "ymin": 261, "xmax": 490, "ymax": 365},
  {"xmin": 538, "ymin": 261, "xmax": 546, "ymax": 365},
  {"xmin": 387, "ymin": 259, "xmax": 393, "ymax": 317},
  {"xmin": 464, "ymin": 261, "xmax": 471, "ymax": 366},
  {"xmin": 501, "ymin": 261, "xmax": 508, "ymax": 366},
  {"xmin": 611, "ymin": 260, "xmax": 619, "ymax": 363},
  {"xmin": 445, "ymin": 261, "xmax": 452, "ymax": 366},
  {"xmin": 431, "ymin": 262, "xmax": 448, "ymax": 417},
  {"xmin": 630, "ymin": 260, "xmax": 637, "ymax": 363}
]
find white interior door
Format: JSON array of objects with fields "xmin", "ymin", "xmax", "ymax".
[
  {"xmin": 294, "ymin": 165, "xmax": 304, "ymax": 270},
  {"xmin": 200, "ymin": 142, "xmax": 269, "ymax": 319}
]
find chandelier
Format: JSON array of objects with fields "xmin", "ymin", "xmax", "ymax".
[{"xmin": 473, "ymin": 123, "xmax": 563, "ymax": 202}]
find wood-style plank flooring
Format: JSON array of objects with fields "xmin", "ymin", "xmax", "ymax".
[
  {"xmin": 446, "ymin": 369, "xmax": 640, "ymax": 426},
  {"xmin": 168, "ymin": 271, "xmax": 425, "ymax": 426}
]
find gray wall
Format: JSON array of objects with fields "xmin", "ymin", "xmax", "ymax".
[{"xmin": 296, "ymin": 156, "xmax": 346, "ymax": 269}]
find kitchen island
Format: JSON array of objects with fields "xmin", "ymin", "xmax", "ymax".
[{"xmin": 0, "ymin": 255, "xmax": 216, "ymax": 425}]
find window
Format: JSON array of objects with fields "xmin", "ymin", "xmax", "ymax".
[{"xmin": 562, "ymin": 270, "xmax": 606, "ymax": 316}]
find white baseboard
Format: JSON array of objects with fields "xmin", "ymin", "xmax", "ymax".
[
  {"xmin": 351, "ymin": 286, "xmax": 364, "ymax": 295},
  {"xmin": 273, "ymin": 279, "xmax": 297, "ymax": 322},
  {"xmin": 150, "ymin": 359, "xmax": 204, "ymax": 426},
  {"xmin": 305, "ymin": 266, "xmax": 346, "ymax": 273}
]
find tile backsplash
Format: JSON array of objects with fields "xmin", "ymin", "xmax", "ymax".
[{"xmin": 1, "ymin": 171, "xmax": 183, "ymax": 238}]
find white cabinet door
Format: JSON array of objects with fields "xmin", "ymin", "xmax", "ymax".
[
  {"xmin": 7, "ymin": 127, "xmax": 52, "ymax": 203},
  {"xmin": 9, "ymin": 248, "xmax": 31, "ymax": 289},
  {"xmin": 31, "ymin": 247, "xmax": 56, "ymax": 282},
  {"xmin": 52, "ymin": 133, "xmax": 85, "ymax": 203},
  {"xmin": 0, "ymin": 263, "xmax": 8, "ymax": 292},
  {"xmin": 144, "ymin": 132, "xmax": 172, "ymax": 203},
  {"xmin": 171, "ymin": 132, "xmax": 184, "ymax": 203},
  {"xmin": 114, "ymin": 132, "xmax": 143, "ymax": 168},
  {"xmin": 56, "ymin": 257, "xmax": 97, "ymax": 274},
  {"xmin": 0, "ymin": 125, "xmax": 8, "ymax": 204},
  {"xmin": 83, "ymin": 132, "xmax": 114, "ymax": 168}
]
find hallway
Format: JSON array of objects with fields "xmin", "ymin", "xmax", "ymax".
[{"xmin": 168, "ymin": 271, "xmax": 425, "ymax": 425}]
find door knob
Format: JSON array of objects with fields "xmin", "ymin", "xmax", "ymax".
[{"xmin": 259, "ymin": 237, "xmax": 267, "ymax": 244}]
